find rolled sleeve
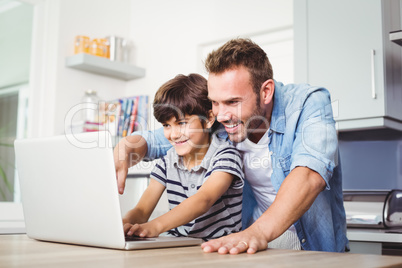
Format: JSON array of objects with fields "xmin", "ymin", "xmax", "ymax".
[
  {"xmin": 130, "ymin": 127, "xmax": 172, "ymax": 160},
  {"xmin": 291, "ymin": 154, "xmax": 334, "ymax": 189},
  {"xmin": 290, "ymin": 90, "xmax": 337, "ymax": 189}
]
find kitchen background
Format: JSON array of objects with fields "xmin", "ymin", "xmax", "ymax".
[{"xmin": 1, "ymin": 0, "xmax": 402, "ymax": 228}]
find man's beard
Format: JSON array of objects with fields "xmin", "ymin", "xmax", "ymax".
[
  {"xmin": 244, "ymin": 104, "xmax": 269, "ymax": 141},
  {"xmin": 228, "ymin": 104, "xmax": 268, "ymax": 144}
]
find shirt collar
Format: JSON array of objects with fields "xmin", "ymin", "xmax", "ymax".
[{"xmin": 270, "ymin": 80, "xmax": 286, "ymax": 134}]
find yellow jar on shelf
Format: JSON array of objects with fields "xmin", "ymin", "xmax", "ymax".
[
  {"xmin": 89, "ymin": 38, "xmax": 109, "ymax": 58},
  {"xmin": 74, "ymin": 35, "xmax": 90, "ymax": 54}
]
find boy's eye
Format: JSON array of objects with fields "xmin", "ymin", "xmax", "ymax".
[
  {"xmin": 178, "ymin": 121, "xmax": 187, "ymax": 126},
  {"xmin": 162, "ymin": 124, "xmax": 170, "ymax": 128}
]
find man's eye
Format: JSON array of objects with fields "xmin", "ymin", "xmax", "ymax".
[{"xmin": 228, "ymin": 101, "xmax": 239, "ymax": 105}]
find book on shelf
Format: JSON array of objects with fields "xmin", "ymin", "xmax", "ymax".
[
  {"xmin": 128, "ymin": 96, "xmax": 139, "ymax": 134},
  {"xmin": 102, "ymin": 100, "xmax": 121, "ymax": 137},
  {"xmin": 134, "ymin": 95, "xmax": 149, "ymax": 133},
  {"xmin": 101, "ymin": 95, "xmax": 149, "ymax": 138}
]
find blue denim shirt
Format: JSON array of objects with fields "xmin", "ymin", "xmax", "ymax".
[{"xmin": 133, "ymin": 81, "xmax": 349, "ymax": 252}]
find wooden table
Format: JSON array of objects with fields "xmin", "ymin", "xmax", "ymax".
[{"xmin": 1, "ymin": 235, "xmax": 402, "ymax": 268}]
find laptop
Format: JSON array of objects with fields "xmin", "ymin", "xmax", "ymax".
[{"xmin": 14, "ymin": 131, "xmax": 202, "ymax": 250}]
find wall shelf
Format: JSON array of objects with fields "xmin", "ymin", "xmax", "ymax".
[
  {"xmin": 390, "ymin": 30, "xmax": 402, "ymax": 46},
  {"xmin": 65, "ymin": 53, "xmax": 145, "ymax": 81}
]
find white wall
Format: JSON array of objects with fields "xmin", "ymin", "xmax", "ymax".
[
  {"xmin": 126, "ymin": 0, "xmax": 293, "ymax": 129},
  {"xmin": 54, "ymin": 0, "xmax": 132, "ymax": 134},
  {"xmin": 29, "ymin": 0, "xmax": 293, "ymax": 135},
  {"xmin": 28, "ymin": 0, "xmax": 132, "ymax": 136}
]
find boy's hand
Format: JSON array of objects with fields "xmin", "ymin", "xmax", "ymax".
[{"xmin": 124, "ymin": 222, "xmax": 162, "ymax": 238}]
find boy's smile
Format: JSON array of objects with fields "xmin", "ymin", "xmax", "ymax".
[{"xmin": 174, "ymin": 139, "xmax": 188, "ymax": 145}]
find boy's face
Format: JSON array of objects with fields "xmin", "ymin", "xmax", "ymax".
[{"xmin": 162, "ymin": 114, "xmax": 210, "ymax": 158}]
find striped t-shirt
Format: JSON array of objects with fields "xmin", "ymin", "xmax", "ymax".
[{"xmin": 150, "ymin": 134, "xmax": 244, "ymax": 240}]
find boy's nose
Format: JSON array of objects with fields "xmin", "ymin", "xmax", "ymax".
[{"xmin": 170, "ymin": 126, "xmax": 182, "ymax": 140}]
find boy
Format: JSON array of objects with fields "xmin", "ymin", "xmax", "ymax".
[{"xmin": 121, "ymin": 73, "xmax": 244, "ymax": 240}]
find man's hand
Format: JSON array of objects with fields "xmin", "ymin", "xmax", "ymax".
[
  {"xmin": 113, "ymin": 139, "xmax": 129, "ymax": 194},
  {"xmin": 113, "ymin": 142, "xmax": 129, "ymax": 194},
  {"xmin": 113, "ymin": 135, "xmax": 147, "ymax": 194},
  {"xmin": 124, "ymin": 221, "xmax": 162, "ymax": 238},
  {"xmin": 201, "ymin": 225, "xmax": 268, "ymax": 254}
]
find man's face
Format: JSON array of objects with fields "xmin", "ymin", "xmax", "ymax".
[{"xmin": 208, "ymin": 66, "xmax": 268, "ymax": 143}]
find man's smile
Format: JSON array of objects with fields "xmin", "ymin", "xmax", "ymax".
[{"xmin": 223, "ymin": 122, "xmax": 241, "ymax": 133}]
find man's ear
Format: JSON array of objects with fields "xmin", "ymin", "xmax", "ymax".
[
  {"xmin": 205, "ymin": 110, "xmax": 216, "ymax": 129},
  {"xmin": 260, "ymin": 79, "xmax": 275, "ymax": 105}
]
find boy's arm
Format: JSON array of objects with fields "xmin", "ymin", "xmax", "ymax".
[
  {"xmin": 123, "ymin": 179, "xmax": 166, "ymax": 235},
  {"xmin": 126, "ymin": 171, "xmax": 235, "ymax": 238}
]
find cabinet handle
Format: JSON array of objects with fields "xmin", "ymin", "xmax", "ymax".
[{"xmin": 371, "ymin": 49, "xmax": 377, "ymax": 99}]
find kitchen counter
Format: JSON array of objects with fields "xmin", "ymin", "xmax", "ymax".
[
  {"xmin": 348, "ymin": 228, "xmax": 402, "ymax": 243},
  {"xmin": 1, "ymin": 234, "xmax": 402, "ymax": 268},
  {"xmin": 347, "ymin": 228, "xmax": 402, "ymax": 255}
]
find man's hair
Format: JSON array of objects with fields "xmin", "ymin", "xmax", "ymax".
[
  {"xmin": 153, "ymin": 73, "xmax": 211, "ymax": 125},
  {"xmin": 205, "ymin": 38, "xmax": 273, "ymax": 97}
]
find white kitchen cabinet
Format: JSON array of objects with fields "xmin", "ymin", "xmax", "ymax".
[{"xmin": 294, "ymin": 0, "xmax": 402, "ymax": 131}]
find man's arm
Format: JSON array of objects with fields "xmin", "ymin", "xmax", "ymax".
[
  {"xmin": 201, "ymin": 166, "xmax": 325, "ymax": 254},
  {"xmin": 202, "ymin": 88, "xmax": 336, "ymax": 254},
  {"xmin": 125, "ymin": 171, "xmax": 235, "ymax": 238},
  {"xmin": 114, "ymin": 135, "xmax": 148, "ymax": 194},
  {"xmin": 113, "ymin": 127, "xmax": 172, "ymax": 194}
]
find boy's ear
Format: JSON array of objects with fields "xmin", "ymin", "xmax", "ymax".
[{"xmin": 205, "ymin": 110, "xmax": 215, "ymax": 129}]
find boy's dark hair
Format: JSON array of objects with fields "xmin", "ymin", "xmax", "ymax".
[
  {"xmin": 205, "ymin": 38, "xmax": 273, "ymax": 99},
  {"xmin": 153, "ymin": 73, "xmax": 215, "ymax": 129}
]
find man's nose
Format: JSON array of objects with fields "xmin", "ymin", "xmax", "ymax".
[{"xmin": 215, "ymin": 105, "xmax": 231, "ymax": 123}]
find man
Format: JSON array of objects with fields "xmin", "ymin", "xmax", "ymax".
[{"xmin": 114, "ymin": 38, "xmax": 349, "ymax": 254}]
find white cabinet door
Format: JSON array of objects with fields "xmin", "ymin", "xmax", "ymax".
[{"xmin": 295, "ymin": 0, "xmax": 402, "ymax": 131}]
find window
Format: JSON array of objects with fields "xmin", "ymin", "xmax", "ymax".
[
  {"xmin": 0, "ymin": 1, "xmax": 33, "ymax": 203},
  {"xmin": 0, "ymin": 84, "xmax": 29, "ymax": 202}
]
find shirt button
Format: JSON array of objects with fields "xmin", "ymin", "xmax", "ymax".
[
  {"xmin": 191, "ymin": 184, "xmax": 195, "ymax": 189},
  {"xmin": 301, "ymin": 239, "xmax": 306, "ymax": 243}
]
